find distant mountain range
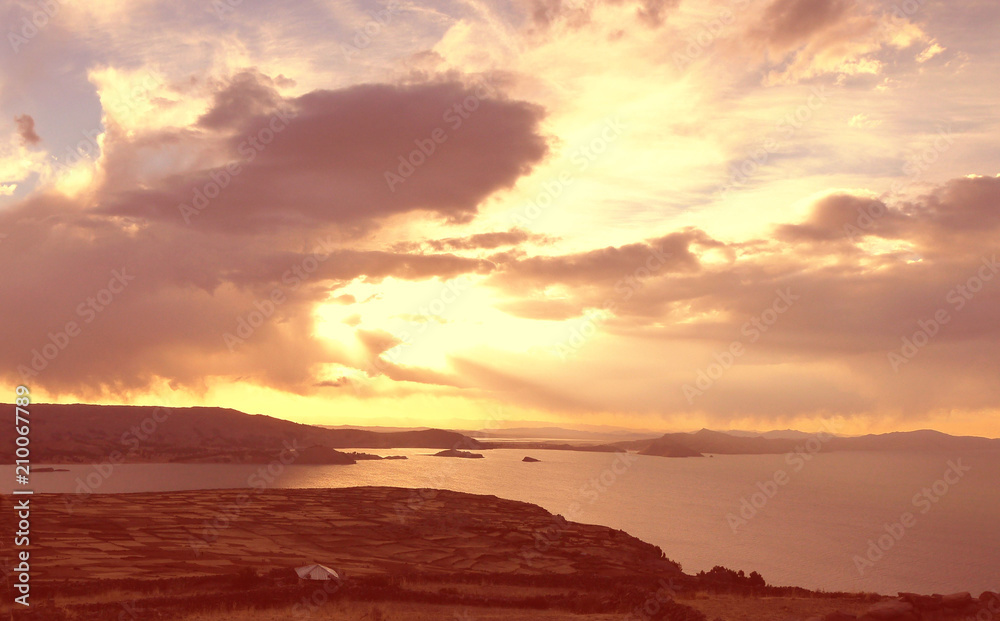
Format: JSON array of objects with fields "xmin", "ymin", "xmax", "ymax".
[
  {"xmin": 621, "ymin": 428, "xmax": 1000, "ymax": 457},
  {"xmin": 464, "ymin": 426, "xmax": 659, "ymax": 442},
  {"xmin": 1, "ymin": 403, "xmax": 481, "ymax": 464},
  {"xmin": 718, "ymin": 429, "xmax": 822, "ymax": 440},
  {"xmin": 324, "ymin": 424, "xmax": 660, "ymax": 443},
  {"xmin": 5, "ymin": 404, "xmax": 996, "ymax": 464}
]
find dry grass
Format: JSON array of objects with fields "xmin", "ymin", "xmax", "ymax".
[
  {"xmin": 158, "ymin": 600, "xmax": 625, "ymax": 621},
  {"xmin": 683, "ymin": 594, "xmax": 874, "ymax": 621},
  {"xmin": 397, "ymin": 579, "xmax": 574, "ymax": 598}
]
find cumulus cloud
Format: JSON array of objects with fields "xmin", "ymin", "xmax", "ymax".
[
  {"xmin": 778, "ymin": 177, "xmax": 1000, "ymax": 256},
  {"xmin": 196, "ymin": 70, "xmax": 283, "ymax": 131},
  {"xmin": 102, "ymin": 76, "xmax": 548, "ymax": 232}
]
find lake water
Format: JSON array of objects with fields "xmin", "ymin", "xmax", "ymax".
[{"xmin": 8, "ymin": 449, "xmax": 999, "ymax": 595}]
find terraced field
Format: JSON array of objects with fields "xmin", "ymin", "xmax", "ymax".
[{"xmin": 25, "ymin": 486, "xmax": 678, "ymax": 582}]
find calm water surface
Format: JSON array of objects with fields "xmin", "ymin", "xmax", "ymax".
[{"xmin": 9, "ymin": 449, "xmax": 999, "ymax": 595}]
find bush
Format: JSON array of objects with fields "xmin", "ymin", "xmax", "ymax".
[
  {"xmin": 694, "ymin": 566, "xmax": 767, "ymax": 591},
  {"xmin": 233, "ymin": 567, "xmax": 261, "ymax": 589}
]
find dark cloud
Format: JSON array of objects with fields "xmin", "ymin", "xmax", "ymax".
[
  {"xmin": 778, "ymin": 177, "xmax": 1000, "ymax": 257},
  {"xmin": 753, "ymin": 0, "xmax": 855, "ymax": 49},
  {"xmin": 775, "ymin": 193, "xmax": 904, "ymax": 243},
  {"xmin": 488, "ymin": 229, "xmax": 708, "ymax": 291},
  {"xmin": 0, "ymin": 193, "xmax": 498, "ymax": 396},
  {"xmin": 15, "ymin": 114, "xmax": 40, "ymax": 145},
  {"xmin": 197, "ymin": 70, "xmax": 283, "ymax": 130},
  {"xmin": 103, "ymin": 77, "xmax": 548, "ymax": 233}
]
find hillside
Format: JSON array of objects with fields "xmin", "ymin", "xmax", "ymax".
[
  {"xmin": 22, "ymin": 487, "xmax": 997, "ymax": 621},
  {"xmin": 0, "ymin": 403, "xmax": 481, "ymax": 464},
  {"xmin": 27, "ymin": 486, "xmax": 684, "ymax": 582},
  {"xmin": 624, "ymin": 428, "xmax": 1000, "ymax": 458}
]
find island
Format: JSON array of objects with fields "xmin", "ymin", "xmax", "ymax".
[{"xmin": 432, "ymin": 449, "xmax": 485, "ymax": 458}]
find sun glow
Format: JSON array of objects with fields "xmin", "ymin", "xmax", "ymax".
[{"xmin": 314, "ymin": 276, "xmax": 579, "ymax": 372}]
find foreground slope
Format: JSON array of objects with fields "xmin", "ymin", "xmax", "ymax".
[
  {"xmin": 15, "ymin": 487, "xmax": 996, "ymax": 621},
  {"xmin": 27, "ymin": 487, "xmax": 679, "ymax": 581}
]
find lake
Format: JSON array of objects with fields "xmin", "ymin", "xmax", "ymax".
[{"xmin": 8, "ymin": 448, "xmax": 999, "ymax": 595}]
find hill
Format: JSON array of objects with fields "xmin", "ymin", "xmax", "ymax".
[
  {"xmin": 0, "ymin": 403, "xmax": 481, "ymax": 464},
  {"xmin": 623, "ymin": 428, "xmax": 1000, "ymax": 457}
]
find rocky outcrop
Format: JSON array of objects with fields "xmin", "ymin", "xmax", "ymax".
[
  {"xmin": 522, "ymin": 456, "xmax": 540, "ymax": 462},
  {"xmin": 849, "ymin": 591, "xmax": 986, "ymax": 621},
  {"xmin": 940, "ymin": 592, "xmax": 973, "ymax": 608},
  {"xmin": 858, "ymin": 599, "xmax": 917, "ymax": 621}
]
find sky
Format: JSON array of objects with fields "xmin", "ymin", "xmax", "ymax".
[{"xmin": 2, "ymin": 0, "xmax": 998, "ymax": 436}]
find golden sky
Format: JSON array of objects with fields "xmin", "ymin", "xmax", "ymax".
[{"xmin": 2, "ymin": 0, "xmax": 999, "ymax": 436}]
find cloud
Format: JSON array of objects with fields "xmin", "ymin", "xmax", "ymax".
[
  {"xmin": 488, "ymin": 229, "xmax": 708, "ymax": 291},
  {"xmin": 2, "ymin": 0, "xmax": 997, "ymax": 433},
  {"xmin": 848, "ymin": 113, "xmax": 881, "ymax": 128},
  {"xmin": 14, "ymin": 115, "xmax": 40, "ymax": 146},
  {"xmin": 461, "ymin": 177, "xmax": 1000, "ymax": 420},
  {"xmin": 741, "ymin": 0, "xmax": 929, "ymax": 84},
  {"xmin": 754, "ymin": 0, "xmax": 856, "ymax": 49},
  {"xmin": 102, "ymin": 75, "xmax": 548, "ymax": 232},
  {"xmin": 526, "ymin": 0, "xmax": 681, "ymax": 31},
  {"xmin": 0, "ymin": 71, "xmax": 546, "ymax": 398},
  {"xmin": 775, "ymin": 192, "xmax": 902, "ymax": 242},
  {"xmin": 196, "ymin": 70, "xmax": 283, "ymax": 131},
  {"xmin": 916, "ymin": 41, "xmax": 945, "ymax": 63},
  {"xmin": 777, "ymin": 177, "xmax": 1000, "ymax": 255},
  {"xmin": 415, "ymin": 228, "xmax": 556, "ymax": 252}
]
